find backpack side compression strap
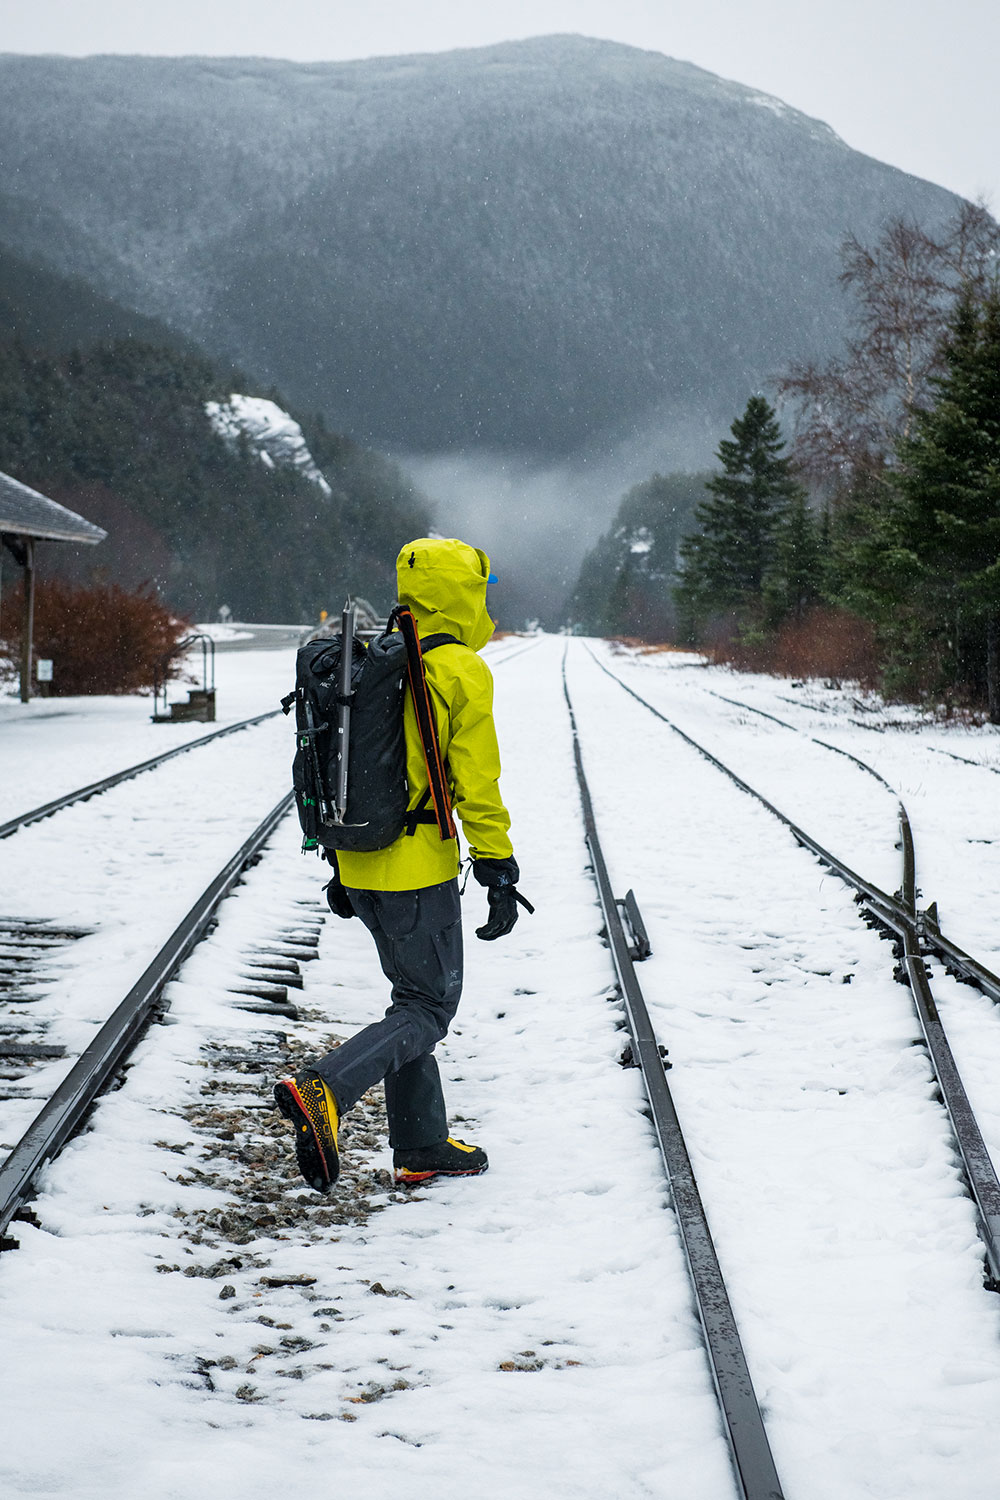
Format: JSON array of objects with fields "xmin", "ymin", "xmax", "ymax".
[{"xmin": 392, "ymin": 606, "xmax": 458, "ymax": 842}]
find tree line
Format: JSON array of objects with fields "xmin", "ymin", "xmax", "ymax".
[
  {"xmin": 0, "ymin": 336, "xmax": 429, "ymax": 623},
  {"xmin": 571, "ymin": 203, "xmax": 1000, "ymax": 719}
]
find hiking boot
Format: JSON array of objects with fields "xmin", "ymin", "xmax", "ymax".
[
  {"xmin": 274, "ymin": 1071, "xmax": 340, "ymax": 1192},
  {"xmin": 393, "ymin": 1136, "xmax": 488, "ymax": 1186}
]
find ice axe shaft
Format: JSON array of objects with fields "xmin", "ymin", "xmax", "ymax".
[
  {"xmin": 334, "ymin": 599, "xmax": 356, "ymax": 822},
  {"xmin": 301, "ymin": 697, "xmax": 333, "ymax": 827}
]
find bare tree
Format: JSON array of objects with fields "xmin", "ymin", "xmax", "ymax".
[{"xmin": 779, "ymin": 201, "xmax": 1000, "ymax": 490}]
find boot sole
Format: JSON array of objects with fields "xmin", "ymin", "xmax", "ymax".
[
  {"xmin": 274, "ymin": 1079, "xmax": 339, "ymax": 1192},
  {"xmin": 394, "ymin": 1164, "xmax": 489, "ymax": 1186}
]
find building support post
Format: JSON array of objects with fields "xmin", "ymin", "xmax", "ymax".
[{"xmin": 20, "ymin": 536, "xmax": 35, "ymax": 704}]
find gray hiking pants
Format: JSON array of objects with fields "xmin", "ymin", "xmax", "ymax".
[{"xmin": 313, "ymin": 878, "xmax": 463, "ymax": 1151}]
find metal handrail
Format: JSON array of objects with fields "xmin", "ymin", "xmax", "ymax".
[{"xmin": 153, "ymin": 633, "xmax": 216, "ymax": 718}]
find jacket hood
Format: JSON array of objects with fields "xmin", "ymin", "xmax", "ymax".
[{"xmin": 395, "ymin": 537, "xmax": 495, "ymax": 652}]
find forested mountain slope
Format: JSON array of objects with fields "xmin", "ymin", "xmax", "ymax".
[
  {"xmin": 0, "ymin": 37, "xmax": 961, "ymax": 464},
  {"xmin": 0, "ymin": 336, "xmax": 428, "ymax": 621},
  {"xmin": 0, "ymin": 244, "xmax": 192, "ymax": 355}
]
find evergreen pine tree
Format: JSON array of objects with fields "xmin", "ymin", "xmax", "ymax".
[
  {"xmin": 675, "ymin": 395, "xmax": 803, "ymax": 634},
  {"xmin": 767, "ymin": 492, "xmax": 823, "ymax": 625},
  {"xmin": 891, "ymin": 292, "xmax": 1000, "ymax": 715}
]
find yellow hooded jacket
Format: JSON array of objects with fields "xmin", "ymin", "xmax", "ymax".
[{"xmin": 336, "ymin": 537, "xmax": 514, "ymax": 892}]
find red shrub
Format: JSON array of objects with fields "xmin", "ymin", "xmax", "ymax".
[
  {"xmin": 770, "ymin": 607, "xmax": 879, "ymax": 685},
  {"xmin": 0, "ymin": 578, "xmax": 190, "ymax": 695},
  {"xmin": 707, "ymin": 607, "xmax": 879, "ymax": 686}
]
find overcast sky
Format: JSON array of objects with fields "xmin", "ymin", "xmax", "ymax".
[{"xmin": 3, "ymin": 0, "xmax": 997, "ymax": 209}]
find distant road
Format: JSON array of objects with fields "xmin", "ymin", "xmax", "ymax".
[{"xmin": 211, "ymin": 625, "xmax": 306, "ymax": 653}]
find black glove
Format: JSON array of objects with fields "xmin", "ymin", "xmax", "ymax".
[
  {"xmin": 322, "ymin": 861, "xmax": 355, "ymax": 920},
  {"xmin": 473, "ymin": 856, "xmax": 534, "ymax": 941},
  {"xmin": 472, "ymin": 856, "xmax": 520, "ymax": 889}
]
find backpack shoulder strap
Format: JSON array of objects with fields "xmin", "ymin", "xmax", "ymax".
[
  {"xmin": 388, "ymin": 607, "xmax": 458, "ymax": 842},
  {"xmin": 419, "ymin": 632, "xmax": 461, "ymax": 653}
]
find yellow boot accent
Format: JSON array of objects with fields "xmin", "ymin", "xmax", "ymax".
[
  {"xmin": 274, "ymin": 1071, "xmax": 340, "ymax": 1191},
  {"xmin": 447, "ymin": 1137, "xmax": 477, "ymax": 1153}
]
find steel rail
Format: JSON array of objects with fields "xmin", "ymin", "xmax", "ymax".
[
  {"xmin": 0, "ymin": 791, "xmax": 294, "ymax": 1243},
  {"xmin": 703, "ymin": 689, "xmax": 899, "ymax": 793},
  {"xmin": 485, "ymin": 639, "xmax": 543, "ymax": 668},
  {"xmin": 919, "ymin": 921, "xmax": 1000, "ymax": 1006},
  {"xmin": 770, "ymin": 689, "xmax": 1000, "ymax": 773},
  {"xmin": 586, "ymin": 645, "xmax": 1000, "ymax": 1286},
  {"xmin": 0, "ymin": 709, "xmax": 281, "ymax": 841},
  {"xmin": 563, "ymin": 657, "xmax": 785, "ymax": 1500},
  {"xmin": 601, "ymin": 653, "xmax": 1000, "ymax": 997},
  {"xmin": 896, "ymin": 809, "xmax": 1000, "ymax": 1286},
  {"xmin": 700, "ymin": 680, "xmax": 1000, "ymax": 1000},
  {"xmin": 0, "ymin": 639, "xmax": 535, "ymax": 1243},
  {"xmin": 920, "ymin": 744, "xmax": 1000, "ymax": 775}
]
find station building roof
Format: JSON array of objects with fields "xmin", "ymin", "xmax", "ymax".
[{"xmin": 0, "ymin": 470, "xmax": 106, "ymax": 545}]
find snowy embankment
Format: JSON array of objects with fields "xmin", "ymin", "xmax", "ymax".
[
  {"xmin": 1, "ymin": 636, "xmax": 1000, "ymax": 1498},
  {"xmin": 0, "ymin": 646, "xmax": 296, "ymax": 827}
]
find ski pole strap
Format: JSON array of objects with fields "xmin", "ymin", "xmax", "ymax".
[{"xmin": 392, "ymin": 606, "xmax": 458, "ymax": 842}]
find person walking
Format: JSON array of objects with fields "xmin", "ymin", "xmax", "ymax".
[{"xmin": 275, "ymin": 537, "xmax": 528, "ymax": 1190}]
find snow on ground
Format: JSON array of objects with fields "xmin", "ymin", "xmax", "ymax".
[
  {"xmin": 601, "ymin": 644, "xmax": 1000, "ymax": 965},
  {"xmin": 2, "ymin": 635, "xmax": 1000, "ymax": 1497},
  {"xmin": 0, "ymin": 640, "xmax": 298, "ymax": 825},
  {"xmin": 567, "ymin": 642, "xmax": 1000, "ymax": 1497}
]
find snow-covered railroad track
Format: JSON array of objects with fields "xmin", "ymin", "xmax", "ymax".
[
  {"xmin": 561, "ymin": 637, "xmax": 1000, "ymax": 1497},
  {"xmin": 0, "ymin": 645, "xmax": 539, "ymax": 1246},
  {"xmin": 483, "ymin": 637, "xmax": 543, "ymax": 669},
  {"xmin": 763, "ymin": 679, "xmax": 1000, "ymax": 776},
  {"xmin": 0, "ymin": 708, "xmax": 281, "ymax": 841},
  {"xmin": 701, "ymin": 687, "xmax": 900, "ymax": 794},
  {"xmin": 644, "ymin": 666, "xmax": 1000, "ymax": 1007},
  {"xmin": 563, "ymin": 659, "xmax": 785, "ymax": 1500},
  {"xmin": 586, "ymin": 645, "xmax": 1000, "ymax": 1286},
  {"xmin": 0, "ymin": 793, "xmax": 295, "ymax": 1244},
  {"xmin": 6, "ymin": 637, "xmax": 1000, "ymax": 1496},
  {"xmin": 766, "ymin": 686, "xmax": 1000, "ymax": 772}
]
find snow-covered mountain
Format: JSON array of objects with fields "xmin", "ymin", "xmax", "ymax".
[{"xmin": 0, "ymin": 37, "xmax": 961, "ymax": 466}]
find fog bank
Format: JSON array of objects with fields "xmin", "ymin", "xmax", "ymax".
[{"xmin": 403, "ymin": 409, "xmax": 718, "ymax": 627}]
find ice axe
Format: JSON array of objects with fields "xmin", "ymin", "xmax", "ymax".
[{"xmin": 333, "ymin": 598, "xmax": 357, "ymax": 825}]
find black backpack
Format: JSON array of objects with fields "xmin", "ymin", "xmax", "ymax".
[{"xmin": 283, "ymin": 610, "xmax": 457, "ymax": 854}]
